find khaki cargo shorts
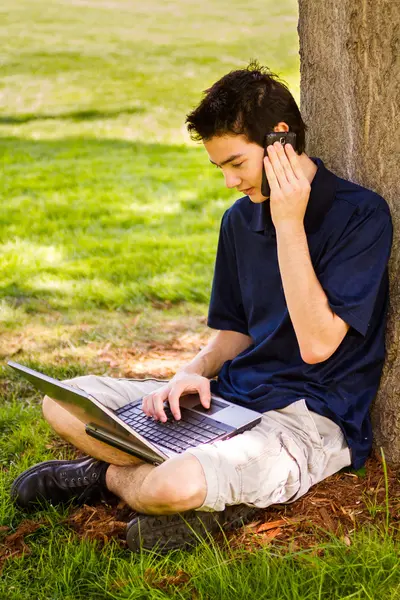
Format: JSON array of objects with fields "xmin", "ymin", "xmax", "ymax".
[{"xmin": 63, "ymin": 374, "xmax": 352, "ymax": 512}]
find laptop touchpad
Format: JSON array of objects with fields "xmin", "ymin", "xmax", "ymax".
[{"xmin": 192, "ymin": 399, "xmax": 226, "ymax": 415}]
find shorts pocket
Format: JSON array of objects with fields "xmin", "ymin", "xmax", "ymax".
[
  {"xmin": 296, "ymin": 399, "xmax": 324, "ymax": 450},
  {"xmin": 286, "ymin": 399, "xmax": 326, "ymax": 476},
  {"xmin": 235, "ymin": 433, "xmax": 300, "ymax": 508}
]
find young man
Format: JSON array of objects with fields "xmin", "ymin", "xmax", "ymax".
[{"xmin": 11, "ymin": 62, "xmax": 393, "ymax": 552}]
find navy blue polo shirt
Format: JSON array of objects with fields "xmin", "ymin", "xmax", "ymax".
[{"xmin": 208, "ymin": 157, "xmax": 393, "ymax": 469}]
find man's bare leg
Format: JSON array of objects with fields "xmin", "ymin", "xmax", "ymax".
[
  {"xmin": 105, "ymin": 454, "xmax": 207, "ymax": 515},
  {"xmin": 42, "ymin": 395, "xmax": 142, "ymax": 466},
  {"xmin": 43, "ymin": 395, "xmax": 208, "ymax": 514}
]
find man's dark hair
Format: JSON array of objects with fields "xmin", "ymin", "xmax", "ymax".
[{"xmin": 186, "ymin": 60, "xmax": 307, "ymax": 154}]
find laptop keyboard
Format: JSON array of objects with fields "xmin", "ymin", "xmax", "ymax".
[{"xmin": 115, "ymin": 401, "xmax": 232, "ymax": 453}]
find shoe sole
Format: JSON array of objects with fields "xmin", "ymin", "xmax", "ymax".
[
  {"xmin": 10, "ymin": 457, "xmax": 91, "ymax": 506},
  {"xmin": 126, "ymin": 504, "xmax": 259, "ymax": 553}
]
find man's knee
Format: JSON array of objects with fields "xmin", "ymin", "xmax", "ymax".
[{"xmin": 137, "ymin": 454, "xmax": 207, "ymax": 513}]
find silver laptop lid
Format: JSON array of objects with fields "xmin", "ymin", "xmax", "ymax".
[{"xmin": 7, "ymin": 361, "xmax": 167, "ymax": 463}]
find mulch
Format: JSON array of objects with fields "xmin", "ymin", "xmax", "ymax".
[{"xmin": 2, "ymin": 453, "xmax": 400, "ymax": 572}]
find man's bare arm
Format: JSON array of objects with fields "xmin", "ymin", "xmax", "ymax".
[
  {"xmin": 142, "ymin": 330, "xmax": 252, "ymax": 420},
  {"xmin": 276, "ymin": 223, "xmax": 349, "ymax": 364},
  {"xmin": 265, "ymin": 143, "xmax": 350, "ymax": 364},
  {"xmin": 176, "ymin": 329, "xmax": 253, "ymax": 379}
]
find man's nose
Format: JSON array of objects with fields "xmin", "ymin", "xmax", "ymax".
[{"xmin": 224, "ymin": 172, "xmax": 241, "ymax": 189}]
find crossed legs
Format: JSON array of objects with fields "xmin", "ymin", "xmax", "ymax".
[
  {"xmin": 42, "ymin": 390, "xmax": 351, "ymax": 518},
  {"xmin": 42, "ymin": 395, "xmax": 208, "ymax": 515}
]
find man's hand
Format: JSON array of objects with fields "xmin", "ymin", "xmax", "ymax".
[
  {"xmin": 141, "ymin": 330, "xmax": 252, "ymax": 422},
  {"xmin": 141, "ymin": 372, "xmax": 211, "ymax": 422},
  {"xmin": 264, "ymin": 142, "xmax": 311, "ymax": 229}
]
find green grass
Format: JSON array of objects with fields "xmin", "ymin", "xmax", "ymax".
[
  {"xmin": 2, "ymin": 0, "xmax": 400, "ymax": 597},
  {"xmin": 0, "ymin": 0, "xmax": 300, "ymax": 318},
  {"xmin": 2, "ymin": 518, "xmax": 400, "ymax": 599},
  {"xmin": 2, "ymin": 137, "xmax": 226, "ymax": 309}
]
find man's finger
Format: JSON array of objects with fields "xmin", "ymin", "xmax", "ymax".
[
  {"xmin": 266, "ymin": 145, "xmax": 288, "ymax": 187},
  {"xmin": 284, "ymin": 144, "xmax": 303, "ymax": 180},
  {"xmin": 151, "ymin": 390, "xmax": 169, "ymax": 421},
  {"xmin": 264, "ymin": 156, "xmax": 280, "ymax": 193},
  {"xmin": 167, "ymin": 385, "xmax": 183, "ymax": 420},
  {"xmin": 275, "ymin": 143, "xmax": 297, "ymax": 184},
  {"xmin": 199, "ymin": 381, "xmax": 211, "ymax": 409},
  {"xmin": 142, "ymin": 395, "xmax": 152, "ymax": 416},
  {"xmin": 142, "ymin": 384, "xmax": 171, "ymax": 417},
  {"xmin": 147, "ymin": 397, "xmax": 157, "ymax": 418}
]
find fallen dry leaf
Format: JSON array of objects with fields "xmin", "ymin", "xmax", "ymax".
[
  {"xmin": 4, "ymin": 520, "xmax": 44, "ymax": 545},
  {"xmin": 0, "ymin": 526, "xmax": 10, "ymax": 534},
  {"xmin": 258, "ymin": 527, "xmax": 282, "ymax": 544},
  {"xmin": 256, "ymin": 519, "xmax": 287, "ymax": 533},
  {"xmin": 0, "ymin": 519, "xmax": 47, "ymax": 573},
  {"xmin": 143, "ymin": 567, "xmax": 192, "ymax": 591},
  {"xmin": 343, "ymin": 535, "xmax": 351, "ymax": 546}
]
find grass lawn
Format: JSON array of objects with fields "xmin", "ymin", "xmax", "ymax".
[{"xmin": 1, "ymin": 0, "xmax": 400, "ymax": 598}]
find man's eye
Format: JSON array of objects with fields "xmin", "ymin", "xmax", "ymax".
[{"xmin": 232, "ymin": 163, "xmax": 244, "ymax": 168}]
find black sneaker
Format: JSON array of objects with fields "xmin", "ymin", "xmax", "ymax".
[
  {"xmin": 126, "ymin": 504, "xmax": 260, "ymax": 553},
  {"xmin": 11, "ymin": 456, "xmax": 113, "ymax": 510}
]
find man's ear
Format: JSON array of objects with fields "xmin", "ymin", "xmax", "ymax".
[{"xmin": 273, "ymin": 122, "xmax": 289, "ymax": 132}]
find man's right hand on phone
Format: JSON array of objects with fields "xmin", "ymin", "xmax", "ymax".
[{"xmin": 141, "ymin": 372, "xmax": 211, "ymax": 422}]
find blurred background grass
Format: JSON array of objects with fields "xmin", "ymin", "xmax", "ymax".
[{"xmin": 0, "ymin": 0, "xmax": 300, "ymax": 321}]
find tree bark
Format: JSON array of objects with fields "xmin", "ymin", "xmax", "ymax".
[{"xmin": 298, "ymin": 0, "xmax": 400, "ymax": 464}]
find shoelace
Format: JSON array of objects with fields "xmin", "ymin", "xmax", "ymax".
[
  {"xmin": 61, "ymin": 465, "xmax": 113, "ymax": 505},
  {"xmin": 60, "ymin": 471, "xmax": 99, "ymax": 488},
  {"xmin": 58, "ymin": 468, "xmax": 106, "ymax": 504}
]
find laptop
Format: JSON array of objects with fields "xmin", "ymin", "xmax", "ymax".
[{"xmin": 7, "ymin": 361, "xmax": 262, "ymax": 465}]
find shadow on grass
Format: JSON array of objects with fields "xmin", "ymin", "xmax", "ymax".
[
  {"xmin": 0, "ymin": 106, "xmax": 145, "ymax": 125},
  {"xmin": 0, "ymin": 133, "xmax": 203, "ymax": 161}
]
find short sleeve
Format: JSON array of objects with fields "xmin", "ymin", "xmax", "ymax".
[
  {"xmin": 207, "ymin": 211, "xmax": 248, "ymax": 334},
  {"xmin": 317, "ymin": 206, "xmax": 393, "ymax": 337}
]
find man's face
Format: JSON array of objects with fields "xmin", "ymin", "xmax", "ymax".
[{"xmin": 204, "ymin": 134, "xmax": 267, "ymax": 203}]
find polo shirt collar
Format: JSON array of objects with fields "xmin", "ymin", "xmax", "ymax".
[{"xmin": 250, "ymin": 157, "xmax": 337, "ymax": 235}]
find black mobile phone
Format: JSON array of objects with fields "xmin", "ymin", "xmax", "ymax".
[{"xmin": 261, "ymin": 131, "xmax": 297, "ymax": 198}]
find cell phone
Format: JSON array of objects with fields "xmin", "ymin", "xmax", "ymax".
[{"xmin": 261, "ymin": 131, "xmax": 297, "ymax": 198}]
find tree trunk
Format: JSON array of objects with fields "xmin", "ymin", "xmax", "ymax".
[{"xmin": 297, "ymin": 0, "xmax": 400, "ymax": 465}]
